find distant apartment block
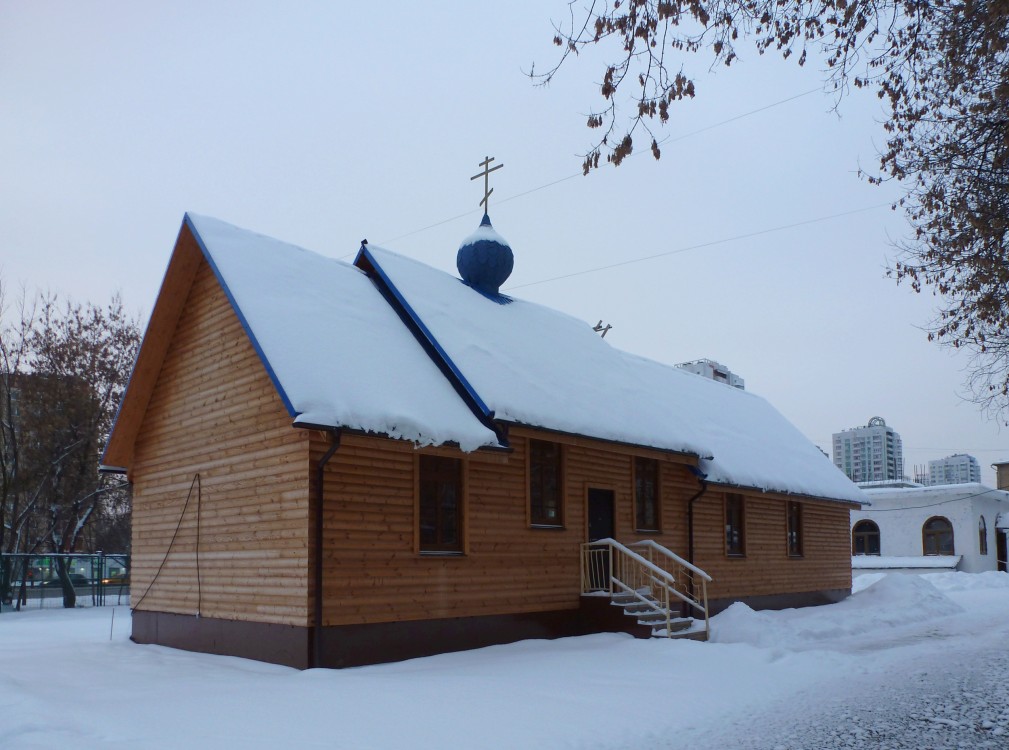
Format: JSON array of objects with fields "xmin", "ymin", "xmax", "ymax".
[
  {"xmin": 927, "ymin": 453, "xmax": 981, "ymax": 486},
  {"xmin": 675, "ymin": 359, "xmax": 745, "ymax": 390},
  {"xmin": 832, "ymin": 416, "xmax": 904, "ymax": 484}
]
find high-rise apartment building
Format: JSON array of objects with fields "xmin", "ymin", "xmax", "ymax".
[
  {"xmin": 832, "ymin": 416, "xmax": 904, "ymax": 484},
  {"xmin": 927, "ymin": 453, "xmax": 981, "ymax": 485}
]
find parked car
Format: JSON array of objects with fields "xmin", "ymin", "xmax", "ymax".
[{"xmin": 41, "ymin": 573, "xmax": 91, "ymax": 587}]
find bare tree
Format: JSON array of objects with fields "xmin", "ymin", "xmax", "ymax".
[
  {"xmin": 1, "ymin": 286, "xmax": 139, "ymax": 607},
  {"xmin": 535, "ymin": 0, "xmax": 1009, "ymax": 418}
]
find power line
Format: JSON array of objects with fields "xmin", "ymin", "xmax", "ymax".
[
  {"xmin": 505, "ymin": 202, "xmax": 891, "ymax": 291},
  {"xmin": 372, "ymin": 87, "xmax": 823, "ymax": 248}
]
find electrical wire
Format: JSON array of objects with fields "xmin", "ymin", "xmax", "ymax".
[
  {"xmin": 505, "ymin": 202, "xmax": 891, "ymax": 291},
  {"xmin": 371, "ymin": 87, "xmax": 824, "ymax": 249},
  {"xmin": 131, "ymin": 473, "xmax": 201, "ymax": 614}
]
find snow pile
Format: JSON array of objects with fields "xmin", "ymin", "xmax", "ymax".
[
  {"xmin": 924, "ymin": 570, "xmax": 1009, "ymax": 592},
  {"xmin": 711, "ymin": 573, "xmax": 964, "ymax": 649},
  {"xmin": 2, "ymin": 572, "xmax": 1009, "ymax": 749}
]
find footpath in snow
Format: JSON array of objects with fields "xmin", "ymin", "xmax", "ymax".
[{"xmin": 1, "ymin": 571, "xmax": 1008, "ymax": 749}]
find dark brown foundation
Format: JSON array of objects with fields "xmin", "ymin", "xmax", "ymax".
[{"xmin": 131, "ymin": 588, "xmax": 850, "ymax": 669}]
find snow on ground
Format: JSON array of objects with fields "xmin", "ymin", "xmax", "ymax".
[{"xmin": 2, "ymin": 572, "xmax": 1008, "ymax": 749}]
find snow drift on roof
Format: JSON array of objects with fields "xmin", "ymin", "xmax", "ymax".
[
  {"xmin": 361, "ymin": 244, "xmax": 864, "ymax": 505},
  {"xmin": 186, "ymin": 214, "xmax": 499, "ymax": 451},
  {"xmin": 862, "ymin": 482, "xmax": 1009, "ymax": 505}
]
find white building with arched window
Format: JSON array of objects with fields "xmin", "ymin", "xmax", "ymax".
[{"xmin": 851, "ymin": 483, "xmax": 1009, "ymax": 574}]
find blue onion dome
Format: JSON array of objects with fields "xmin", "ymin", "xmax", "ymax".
[{"xmin": 456, "ymin": 213, "xmax": 514, "ymax": 296}]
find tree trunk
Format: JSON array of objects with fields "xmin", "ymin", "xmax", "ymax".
[{"xmin": 55, "ymin": 557, "xmax": 76, "ymax": 608}]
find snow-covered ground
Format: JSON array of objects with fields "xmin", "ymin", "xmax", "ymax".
[{"xmin": 2, "ymin": 572, "xmax": 1008, "ymax": 749}]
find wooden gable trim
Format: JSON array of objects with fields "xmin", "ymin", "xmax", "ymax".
[
  {"xmin": 101, "ymin": 220, "xmax": 205, "ymax": 472},
  {"xmin": 102, "ymin": 214, "xmax": 299, "ymax": 473}
]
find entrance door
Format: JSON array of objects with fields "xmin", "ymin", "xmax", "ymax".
[
  {"xmin": 587, "ymin": 488, "xmax": 615, "ymax": 542},
  {"xmin": 998, "ymin": 530, "xmax": 1008, "ymax": 573},
  {"xmin": 587, "ymin": 488, "xmax": 616, "ymax": 589}
]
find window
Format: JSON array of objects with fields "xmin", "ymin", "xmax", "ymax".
[
  {"xmin": 852, "ymin": 520, "xmax": 880, "ymax": 555},
  {"xmin": 725, "ymin": 494, "xmax": 745, "ymax": 556},
  {"xmin": 786, "ymin": 502, "xmax": 803, "ymax": 557},
  {"xmin": 529, "ymin": 439, "xmax": 563, "ymax": 526},
  {"xmin": 922, "ymin": 516, "xmax": 954, "ymax": 556},
  {"xmin": 634, "ymin": 457, "xmax": 660, "ymax": 531},
  {"xmin": 418, "ymin": 455, "xmax": 463, "ymax": 553},
  {"xmin": 979, "ymin": 516, "xmax": 988, "ymax": 555}
]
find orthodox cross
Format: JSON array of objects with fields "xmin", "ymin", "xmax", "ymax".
[{"xmin": 470, "ymin": 156, "xmax": 504, "ymax": 213}]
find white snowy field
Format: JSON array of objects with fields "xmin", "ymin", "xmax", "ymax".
[{"xmin": 2, "ymin": 572, "xmax": 1008, "ymax": 750}]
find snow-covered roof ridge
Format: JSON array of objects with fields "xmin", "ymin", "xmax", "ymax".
[
  {"xmin": 358, "ymin": 243, "xmax": 865, "ymax": 505},
  {"xmin": 185, "ymin": 213, "xmax": 500, "ymax": 451}
]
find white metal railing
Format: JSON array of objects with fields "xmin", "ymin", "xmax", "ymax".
[{"xmin": 581, "ymin": 538, "xmax": 710, "ymax": 639}]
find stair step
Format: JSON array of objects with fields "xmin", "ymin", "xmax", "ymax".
[
  {"xmin": 656, "ymin": 627, "xmax": 708, "ymax": 642},
  {"xmin": 622, "ymin": 603, "xmax": 661, "ymax": 614},
  {"xmin": 611, "ymin": 594, "xmax": 658, "ymax": 607},
  {"xmin": 649, "ymin": 618, "xmax": 695, "ymax": 634},
  {"xmin": 633, "ymin": 610, "xmax": 671, "ymax": 623}
]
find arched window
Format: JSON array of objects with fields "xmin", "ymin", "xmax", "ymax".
[
  {"xmin": 922, "ymin": 516, "xmax": 954, "ymax": 556},
  {"xmin": 979, "ymin": 516, "xmax": 988, "ymax": 555},
  {"xmin": 852, "ymin": 520, "xmax": 880, "ymax": 555}
]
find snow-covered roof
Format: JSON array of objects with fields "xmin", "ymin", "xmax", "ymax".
[
  {"xmin": 187, "ymin": 214, "xmax": 500, "ymax": 451},
  {"xmin": 358, "ymin": 243, "xmax": 864, "ymax": 505},
  {"xmin": 862, "ymin": 482, "xmax": 1009, "ymax": 507}
]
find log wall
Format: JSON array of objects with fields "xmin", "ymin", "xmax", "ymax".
[
  {"xmin": 315, "ymin": 427, "xmax": 853, "ymax": 626},
  {"xmin": 130, "ymin": 260, "xmax": 311, "ymax": 626},
  {"xmin": 693, "ymin": 488, "xmax": 853, "ymax": 601}
]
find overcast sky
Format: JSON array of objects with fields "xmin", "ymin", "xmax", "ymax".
[{"xmin": 1, "ymin": 1, "xmax": 1004, "ymax": 485}]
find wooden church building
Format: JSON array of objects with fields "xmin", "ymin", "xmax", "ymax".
[{"xmin": 102, "ymin": 202, "xmax": 865, "ymax": 669}]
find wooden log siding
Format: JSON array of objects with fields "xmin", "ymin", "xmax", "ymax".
[
  {"xmin": 692, "ymin": 489, "xmax": 853, "ymax": 601},
  {"xmin": 314, "ymin": 429, "xmax": 700, "ymax": 627},
  {"xmin": 130, "ymin": 261, "xmax": 311, "ymax": 626}
]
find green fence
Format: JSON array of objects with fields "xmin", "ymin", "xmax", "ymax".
[{"xmin": 0, "ymin": 552, "xmax": 130, "ymax": 611}]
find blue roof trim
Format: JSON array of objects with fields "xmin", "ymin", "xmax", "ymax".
[
  {"xmin": 184, "ymin": 213, "xmax": 299, "ymax": 419},
  {"xmin": 354, "ymin": 245, "xmax": 496, "ymax": 424}
]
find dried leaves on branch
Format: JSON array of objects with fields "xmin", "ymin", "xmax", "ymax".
[{"xmin": 535, "ymin": 0, "xmax": 1009, "ymax": 418}]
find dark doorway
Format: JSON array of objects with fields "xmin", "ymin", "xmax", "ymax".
[
  {"xmin": 587, "ymin": 488, "xmax": 615, "ymax": 542},
  {"xmin": 997, "ymin": 531, "xmax": 1008, "ymax": 573}
]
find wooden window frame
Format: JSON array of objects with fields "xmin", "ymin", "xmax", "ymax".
[
  {"xmin": 528, "ymin": 439, "xmax": 564, "ymax": 528},
  {"xmin": 922, "ymin": 515, "xmax": 954, "ymax": 556},
  {"xmin": 633, "ymin": 456, "xmax": 661, "ymax": 533},
  {"xmin": 416, "ymin": 454, "xmax": 465, "ymax": 555},
  {"xmin": 724, "ymin": 493, "xmax": 745, "ymax": 557},
  {"xmin": 852, "ymin": 520, "xmax": 880, "ymax": 556},
  {"xmin": 786, "ymin": 501, "xmax": 803, "ymax": 558},
  {"xmin": 979, "ymin": 515, "xmax": 988, "ymax": 556}
]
